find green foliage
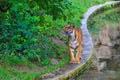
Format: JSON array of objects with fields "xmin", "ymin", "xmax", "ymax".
[
  {"xmin": 0, "ymin": 66, "xmax": 11, "ymax": 80},
  {"xmin": 0, "ymin": 1, "xmax": 39, "ymax": 56},
  {"xmin": 0, "ymin": 0, "xmax": 12, "ymax": 12},
  {"xmin": 0, "ymin": 1, "xmax": 63, "ymax": 65},
  {"xmin": 39, "ymin": 58, "xmax": 50, "ymax": 66},
  {"xmin": 54, "ymin": 43, "xmax": 68, "ymax": 58},
  {"xmin": 0, "ymin": 67, "xmax": 35, "ymax": 80},
  {"xmin": 88, "ymin": 5, "xmax": 120, "ymax": 35},
  {"xmin": 30, "ymin": 0, "xmax": 71, "ymax": 20},
  {"xmin": 0, "ymin": 55, "xmax": 69, "ymax": 80}
]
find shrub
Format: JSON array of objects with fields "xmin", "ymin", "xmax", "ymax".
[
  {"xmin": 0, "ymin": 1, "xmax": 55, "ymax": 65},
  {"xmin": 0, "ymin": 1, "xmax": 39, "ymax": 56}
]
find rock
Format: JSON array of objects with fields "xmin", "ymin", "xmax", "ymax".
[
  {"xmin": 98, "ymin": 25, "xmax": 111, "ymax": 46},
  {"xmin": 116, "ymin": 39, "xmax": 120, "ymax": 45},
  {"xmin": 111, "ymin": 48, "xmax": 117, "ymax": 55},
  {"xmin": 97, "ymin": 61, "xmax": 107, "ymax": 71},
  {"xmin": 93, "ymin": 24, "xmax": 120, "ymax": 73},
  {"xmin": 118, "ymin": 23, "xmax": 120, "ymax": 31},
  {"xmin": 94, "ymin": 24, "xmax": 120, "ymax": 47},
  {"xmin": 112, "ymin": 55, "xmax": 120, "ymax": 59},
  {"xmin": 113, "ymin": 46, "xmax": 120, "ymax": 54},
  {"xmin": 118, "ymin": 64, "xmax": 120, "ymax": 68},
  {"xmin": 96, "ymin": 46, "xmax": 112, "ymax": 59},
  {"xmin": 111, "ymin": 41, "xmax": 117, "ymax": 46},
  {"xmin": 92, "ymin": 35, "xmax": 100, "ymax": 46},
  {"xmin": 109, "ymin": 39, "xmax": 120, "ymax": 46},
  {"xmin": 50, "ymin": 59, "xmax": 58, "ymax": 65},
  {"xmin": 90, "ymin": 55, "xmax": 98, "ymax": 70},
  {"xmin": 42, "ymin": 73, "xmax": 55, "ymax": 78},
  {"xmin": 104, "ymin": 70, "xmax": 117, "ymax": 79},
  {"xmin": 108, "ymin": 26, "xmax": 119, "ymax": 40}
]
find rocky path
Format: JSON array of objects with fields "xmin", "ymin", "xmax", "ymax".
[{"xmin": 40, "ymin": 1, "xmax": 120, "ymax": 80}]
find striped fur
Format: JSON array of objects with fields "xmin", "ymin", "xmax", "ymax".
[{"xmin": 62, "ymin": 22, "xmax": 82, "ymax": 63}]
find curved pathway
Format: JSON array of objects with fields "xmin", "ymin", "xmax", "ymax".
[
  {"xmin": 41, "ymin": 1, "xmax": 120, "ymax": 80},
  {"xmin": 81, "ymin": 1, "xmax": 120, "ymax": 61}
]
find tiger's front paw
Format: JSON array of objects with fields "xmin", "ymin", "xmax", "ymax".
[
  {"xmin": 70, "ymin": 59, "xmax": 76, "ymax": 63},
  {"xmin": 75, "ymin": 58, "xmax": 80, "ymax": 63}
]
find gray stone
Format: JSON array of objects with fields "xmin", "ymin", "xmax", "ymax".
[
  {"xmin": 117, "ymin": 23, "xmax": 120, "ymax": 32},
  {"xmin": 97, "ymin": 61, "xmax": 107, "ymax": 71},
  {"xmin": 98, "ymin": 25, "xmax": 111, "ymax": 46},
  {"xmin": 104, "ymin": 70, "xmax": 117, "ymax": 79},
  {"xmin": 96, "ymin": 46, "xmax": 112, "ymax": 59},
  {"xmin": 50, "ymin": 59, "xmax": 58, "ymax": 65},
  {"xmin": 42, "ymin": 73, "xmax": 55, "ymax": 78},
  {"xmin": 108, "ymin": 26, "xmax": 119, "ymax": 40},
  {"xmin": 116, "ymin": 39, "xmax": 120, "ymax": 45}
]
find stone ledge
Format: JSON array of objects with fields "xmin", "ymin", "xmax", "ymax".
[{"xmin": 40, "ymin": 54, "xmax": 93, "ymax": 80}]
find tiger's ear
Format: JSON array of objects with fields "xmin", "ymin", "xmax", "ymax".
[
  {"xmin": 68, "ymin": 22, "xmax": 71, "ymax": 24},
  {"xmin": 73, "ymin": 25, "xmax": 75, "ymax": 28},
  {"xmin": 68, "ymin": 22, "xmax": 75, "ymax": 28}
]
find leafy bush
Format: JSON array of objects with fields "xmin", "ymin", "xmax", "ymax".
[
  {"xmin": 30, "ymin": 0, "xmax": 72, "ymax": 20},
  {"xmin": 0, "ymin": 1, "xmax": 39, "ymax": 56},
  {"xmin": 0, "ymin": 1, "xmax": 57, "ymax": 65}
]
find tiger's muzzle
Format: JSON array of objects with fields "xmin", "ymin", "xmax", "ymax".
[{"xmin": 61, "ymin": 29, "xmax": 73, "ymax": 36}]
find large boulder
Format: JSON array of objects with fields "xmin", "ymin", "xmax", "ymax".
[
  {"xmin": 98, "ymin": 25, "xmax": 111, "ymax": 46},
  {"xmin": 93, "ymin": 24, "xmax": 120, "ymax": 71},
  {"xmin": 97, "ymin": 61, "xmax": 107, "ymax": 71},
  {"xmin": 95, "ymin": 46, "xmax": 112, "ymax": 59},
  {"xmin": 108, "ymin": 25, "xmax": 120, "ymax": 40}
]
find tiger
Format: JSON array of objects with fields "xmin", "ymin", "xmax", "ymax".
[{"xmin": 62, "ymin": 22, "xmax": 82, "ymax": 63}]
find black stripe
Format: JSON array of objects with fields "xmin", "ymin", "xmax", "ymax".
[{"xmin": 69, "ymin": 45, "xmax": 79, "ymax": 49}]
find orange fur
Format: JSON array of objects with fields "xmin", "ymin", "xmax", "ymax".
[{"xmin": 62, "ymin": 23, "xmax": 82, "ymax": 63}]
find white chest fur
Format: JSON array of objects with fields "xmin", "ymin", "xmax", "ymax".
[
  {"xmin": 69, "ymin": 31, "xmax": 78, "ymax": 49},
  {"xmin": 70, "ymin": 40, "xmax": 78, "ymax": 49}
]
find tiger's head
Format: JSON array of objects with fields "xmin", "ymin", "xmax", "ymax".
[{"xmin": 62, "ymin": 22, "xmax": 75, "ymax": 36}]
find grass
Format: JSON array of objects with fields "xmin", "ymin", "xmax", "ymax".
[
  {"xmin": 88, "ymin": 3, "xmax": 120, "ymax": 35},
  {"xmin": 0, "ymin": 55, "xmax": 69, "ymax": 80}
]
